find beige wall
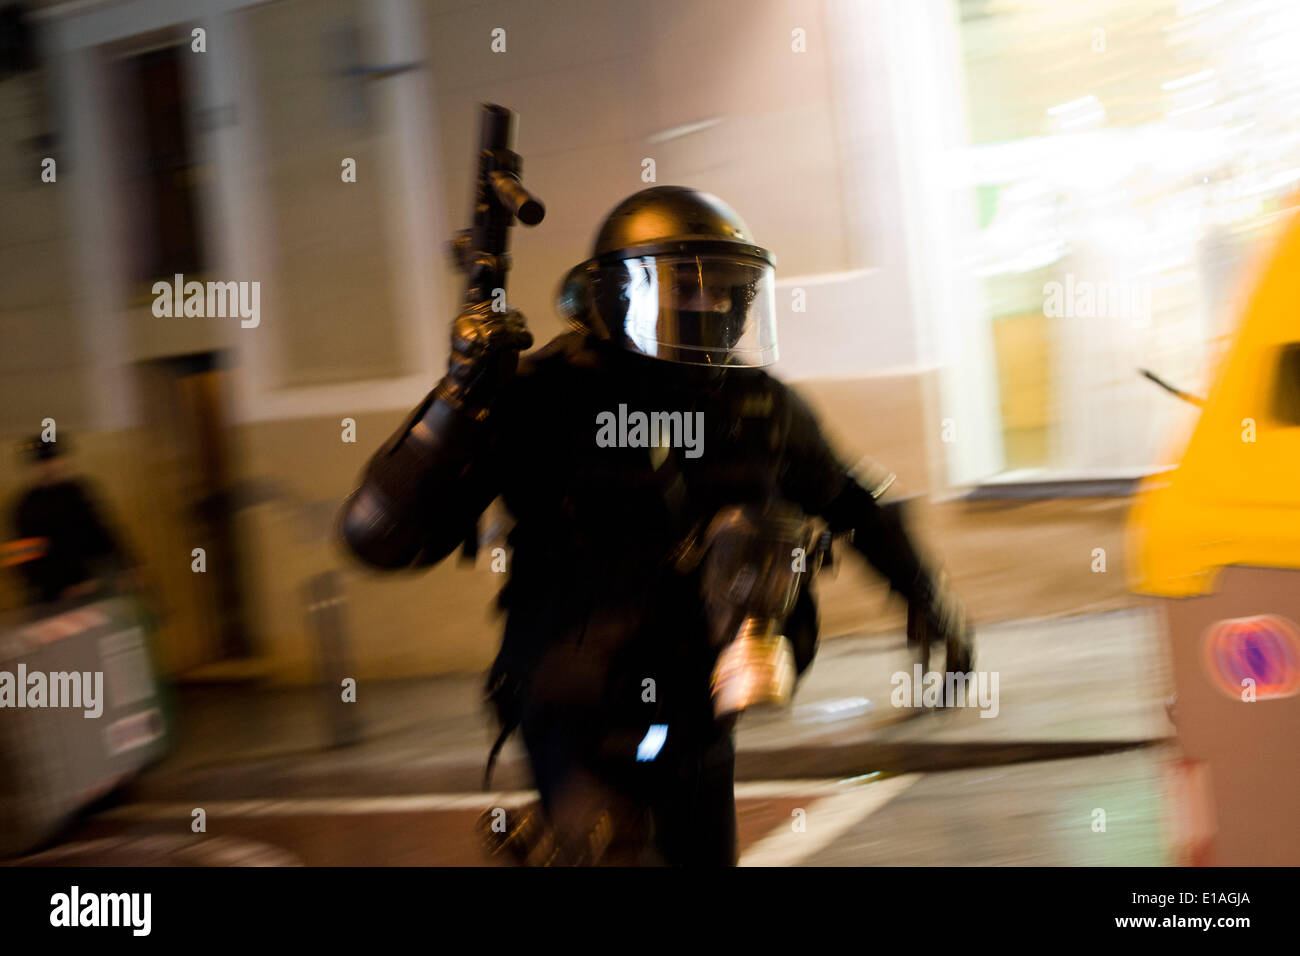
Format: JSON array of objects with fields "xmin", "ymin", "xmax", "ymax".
[
  {"xmin": 0, "ymin": 71, "xmax": 88, "ymax": 438},
  {"xmin": 245, "ymin": 0, "xmax": 407, "ymax": 388},
  {"xmin": 425, "ymin": 0, "xmax": 851, "ymax": 345}
]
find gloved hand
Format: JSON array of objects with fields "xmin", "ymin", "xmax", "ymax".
[
  {"xmin": 907, "ymin": 571, "xmax": 975, "ymax": 676},
  {"xmin": 437, "ymin": 299, "xmax": 533, "ymax": 415}
]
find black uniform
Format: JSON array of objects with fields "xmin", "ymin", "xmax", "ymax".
[{"xmin": 345, "ymin": 329, "xmax": 933, "ymax": 864}]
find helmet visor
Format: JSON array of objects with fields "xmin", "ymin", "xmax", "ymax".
[{"xmin": 609, "ymin": 254, "xmax": 777, "ymax": 367}]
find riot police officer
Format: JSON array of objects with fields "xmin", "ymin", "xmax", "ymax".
[{"xmin": 339, "ymin": 186, "xmax": 973, "ymax": 865}]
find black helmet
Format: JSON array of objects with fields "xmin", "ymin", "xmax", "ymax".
[{"xmin": 557, "ymin": 186, "xmax": 778, "ymax": 367}]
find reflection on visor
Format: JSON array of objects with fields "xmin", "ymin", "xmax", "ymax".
[{"xmin": 612, "ymin": 254, "xmax": 778, "ymax": 367}]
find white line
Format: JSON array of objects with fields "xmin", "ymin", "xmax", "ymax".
[
  {"xmin": 735, "ymin": 779, "xmax": 872, "ymax": 798},
  {"xmin": 738, "ymin": 773, "xmax": 923, "ymax": 867},
  {"xmin": 102, "ymin": 793, "xmax": 538, "ymax": 819},
  {"xmin": 102, "ymin": 780, "xmax": 882, "ymax": 820}
]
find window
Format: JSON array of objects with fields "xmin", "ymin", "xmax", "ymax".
[
  {"xmin": 1272, "ymin": 343, "xmax": 1300, "ymax": 426},
  {"xmin": 121, "ymin": 44, "xmax": 206, "ymax": 288}
]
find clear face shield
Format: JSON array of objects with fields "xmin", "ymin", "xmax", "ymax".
[{"xmin": 605, "ymin": 253, "xmax": 778, "ymax": 367}]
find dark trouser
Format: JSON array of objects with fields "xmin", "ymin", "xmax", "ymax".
[{"xmin": 520, "ymin": 713, "xmax": 737, "ymax": 866}]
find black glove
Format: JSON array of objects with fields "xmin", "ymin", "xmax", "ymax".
[
  {"xmin": 907, "ymin": 571, "xmax": 975, "ymax": 676},
  {"xmin": 437, "ymin": 299, "xmax": 533, "ymax": 415}
]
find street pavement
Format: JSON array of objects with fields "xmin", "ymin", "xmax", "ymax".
[{"xmin": 4, "ymin": 608, "xmax": 1180, "ymax": 866}]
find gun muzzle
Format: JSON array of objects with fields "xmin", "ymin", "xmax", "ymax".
[{"xmin": 489, "ymin": 171, "xmax": 545, "ymax": 225}]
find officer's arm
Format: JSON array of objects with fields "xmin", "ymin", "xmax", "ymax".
[
  {"xmin": 338, "ymin": 390, "xmax": 502, "ymax": 569},
  {"xmin": 338, "ymin": 302, "xmax": 529, "ymax": 570},
  {"xmin": 780, "ymin": 387, "xmax": 973, "ymax": 664},
  {"xmin": 780, "ymin": 388, "xmax": 931, "ymax": 605}
]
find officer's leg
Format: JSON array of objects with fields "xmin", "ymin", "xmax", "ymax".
[
  {"xmin": 650, "ymin": 727, "xmax": 738, "ymax": 866},
  {"xmin": 519, "ymin": 715, "xmax": 652, "ymax": 865}
]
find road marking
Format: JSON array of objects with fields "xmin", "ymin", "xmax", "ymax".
[
  {"xmin": 103, "ymin": 793, "xmax": 538, "ymax": 818},
  {"xmin": 739, "ymin": 773, "xmax": 922, "ymax": 867},
  {"xmin": 102, "ymin": 780, "xmax": 876, "ymax": 820}
]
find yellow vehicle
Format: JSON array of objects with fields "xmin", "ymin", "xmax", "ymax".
[{"xmin": 1129, "ymin": 206, "xmax": 1300, "ymax": 866}]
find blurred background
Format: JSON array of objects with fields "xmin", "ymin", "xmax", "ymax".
[{"xmin": 2, "ymin": 0, "xmax": 1298, "ymax": 866}]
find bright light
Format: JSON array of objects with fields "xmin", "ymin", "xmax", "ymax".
[
  {"xmin": 636, "ymin": 724, "xmax": 668, "ymax": 762},
  {"xmin": 1047, "ymin": 94, "xmax": 1099, "ymax": 116},
  {"xmin": 1162, "ymin": 68, "xmax": 1216, "ymax": 91}
]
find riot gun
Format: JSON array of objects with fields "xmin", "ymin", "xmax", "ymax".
[
  {"xmin": 449, "ymin": 104, "xmax": 544, "ymax": 561},
  {"xmin": 449, "ymin": 103, "xmax": 545, "ymax": 308}
]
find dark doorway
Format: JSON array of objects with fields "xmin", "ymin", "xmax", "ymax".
[{"xmin": 134, "ymin": 352, "xmax": 252, "ymax": 665}]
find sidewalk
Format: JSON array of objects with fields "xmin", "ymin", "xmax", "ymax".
[{"xmin": 130, "ymin": 607, "xmax": 1174, "ymax": 801}]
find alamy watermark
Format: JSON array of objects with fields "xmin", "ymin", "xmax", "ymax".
[
  {"xmin": 152, "ymin": 273, "xmax": 260, "ymax": 328},
  {"xmin": 891, "ymin": 665, "xmax": 999, "ymax": 718},
  {"xmin": 595, "ymin": 404, "xmax": 705, "ymax": 459},
  {"xmin": 50, "ymin": 886, "xmax": 151, "ymax": 936},
  {"xmin": 1043, "ymin": 273, "xmax": 1150, "ymax": 325},
  {"xmin": 0, "ymin": 665, "xmax": 103, "ymax": 718}
]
